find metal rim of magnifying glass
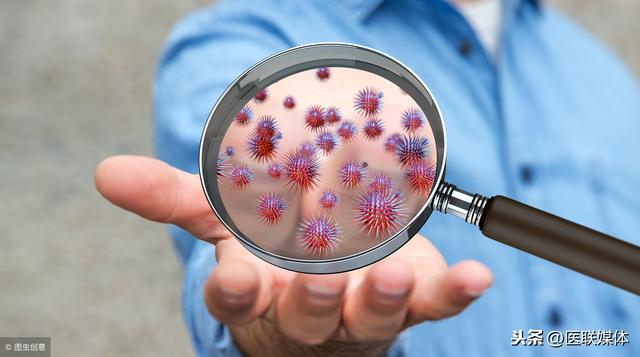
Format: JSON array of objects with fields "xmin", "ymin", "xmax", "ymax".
[{"xmin": 199, "ymin": 42, "xmax": 447, "ymax": 274}]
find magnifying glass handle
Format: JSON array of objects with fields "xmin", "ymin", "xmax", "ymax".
[{"xmin": 433, "ymin": 182, "xmax": 640, "ymax": 295}]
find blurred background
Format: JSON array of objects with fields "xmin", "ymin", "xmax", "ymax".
[{"xmin": 1, "ymin": 0, "xmax": 638, "ymax": 355}]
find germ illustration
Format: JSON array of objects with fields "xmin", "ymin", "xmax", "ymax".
[
  {"xmin": 283, "ymin": 148, "xmax": 320, "ymax": 192},
  {"xmin": 247, "ymin": 131, "xmax": 278, "ymax": 162},
  {"xmin": 283, "ymin": 96, "xmax": 295, "ymax": 109},
  {"xmin": 230, "ymin": 163, "xmax": 253, "ymax": 189},
  {"xmin": 384, "ymin": 133, "xmax": 402, "ymax": 153},
  {"xmin": 304, "ymin": 105, "xmax": 326, "ymax": 132},
  {"xmin": 318, "ymin": 190, "xmax": 339, "ymax": 212},
  {"xmin": 368, "ymin": 173, "xmax": 393, "ymax": 194},
  {"xmin": 355, "ymin": 189, "xmax": 406, "ymax": 237},
  {"xmin": 395, "ymin": 135, "xmax": 429, "ymax": 167},
  {"xmin": 256, "ymin": 192, "xmax": 287, "ymax": 225},
  {"xmin": 338, "ymin": 160, "xmax": 368, "ymax": 189},
  {"xmin": 267, "ymin": 163, "xmax": 283, "ymax": 180},
  {"xmin": 297, "ymin": 215, "xmax": 341, "ymax": 256},
  {"xmin": 405, "ymin": 159, "xmax": 436, "ymax": 194},
  {"xmin": 362, "ymin": 118, "xmax": 385, "ymax": 140},
  {"xmin": 316, "ymin": 67, "xmax": 330, "ymax": 81},
  {"xmin": 234, "ymin": 106, "xmax": 253, "ymax": 126},
  {"xmin": 254, "ymin": 115, "xmax": 279, "ymax": 138},
  {"xmin": 315, "ymin": 131, "xmax": 338, "ymax": 155},
  {"xmin": 325, "ymin": 107, "xmax": 342, "ymax": 124},
  {"xmin": 337, "ymin": 121, "xmax": 357, "ymax": 142},
  {"xmin": 253, "ymin": 88, "xmax": 268, "ymax": 103},
  {"xmin": 354, "ymin": 87, "xmax": 383, "ymax": 117},
  {"xmin": 401, "ymin": 108, "xmax": 424, "ymax": 133}
]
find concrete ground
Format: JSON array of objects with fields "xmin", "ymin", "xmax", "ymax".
[{"xmin": 0, "ymin": 1, "xmax": 638, "ymax": 356}]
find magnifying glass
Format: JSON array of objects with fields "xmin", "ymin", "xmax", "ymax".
[{"xmin": 199, "ymin": 43, "xmax": 640, "ymax": 295}]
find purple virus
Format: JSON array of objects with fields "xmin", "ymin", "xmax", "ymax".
[
  {"xmin": 405, "ymin": 159, "xmax": 436, "ymax": 195},
  {"xmin": 355, "ymin": 189, "xmax": 406, "ymax": 237},
  {"xmin": 401, "ymin": 108, "xmax": 424, "ymax": 133},
  {"xmin": 298, "ymin": 141, "xmax": 318, "ymax": 158},
  {"xmin": 316, "ymin": 67, "xmax": 330, "ymax": 81},
  {"xmin": 315, "ymin": 131, "xmax": 338, "ymax": 155},
  {"xmin": 354, "ymin": 87, "xmax": 383, "ymax": 117},
  {"xmin": 318, "ymin": 190, "xmax": 339, "ymax": 212},
  {"xmin": 234, "ymin": 106, "xmax": 253, "ymax": 126},
  {"xmin": 362, "ymin": 118, "xmax": 385, "ymax": 140},
  {"xmin": 283, "ymin": 96, "xmax": 295, "ymax": 109},
  {"xmin": 256, "ymin": 192, "xmax": 286, "ymax": 225},
  {"xmin": 283, "ymin": 149, "xmax": 320, "ymax": 192},
  {"xmin": 254, "ymin": 115, "xmax": 278, "ymax": 138},
  {"xmin": 325, "ymin": 107, "xmax": 342, "ymax": 125},
  {"xmin": 230, "ymin": 163, "xmax": 253, "ymax": 189},
  {"xmin": 368, "ymin": 173, "xmax": 394, "ymax": 194},
  {"xmin": 297, "ymin": 215, "xmax": 340, "ymax": 256},
  {"xmin": 247, "ymin": 131, "xmax": 278, "ymax": 162},
  {"xmin": 304, "ymin": 105, "xmax": 326, "ymax": 132},
  {"xmin": 224, "ymin": 146, "xmax": 235, "ymax": 157},
  {"xmin": 253, "ymin": 88, "xmax": 268, "ymax": 103},
  {"xmin": 338, "ymin": 160, "xmax": 368, "ymax": 189},
  {"xmin": 396, "ymin": 135, "xmax": 429, "ymax": 167},
  {"xmin": 336, "ymin": 121, "xmax": 357, "ymax": 142},
  {"xmin": 266, "ymin": 162, "xmax": 283, "ymax": 180},
  {"xmin": 384, "ymin": 133, "xmax": 403, "ymax": 153},
  {"xmin": 216, "ymin": 147, "xmax": 233, "ymax": 179}
]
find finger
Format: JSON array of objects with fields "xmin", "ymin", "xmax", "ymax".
[
  {"xmin": 276, "ymin": 273, "xmax": 348, "ymax": 345},
  {"xmin": 407, "ymin": 260, "xmax": 492, "ymax": 324},
  {"xmin": 95, "ymin": 155, "xmax": 230, "ymax": 243},
  {"xmin": 343, "ymin": 259, "xmax": 414, "ymax": 341},
  {"xmin": 203, "ymin": 240, "xmax": 274, "ymax": 325}
]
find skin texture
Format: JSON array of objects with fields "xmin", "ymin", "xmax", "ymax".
[{"xmin": 94, "ymin": 155, "xmax": 493, "ymax": 356}]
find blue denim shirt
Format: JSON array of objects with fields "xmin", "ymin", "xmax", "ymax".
[{"xmin": 153, "ymin": 0, "xmax": 640, "ymax": 355}]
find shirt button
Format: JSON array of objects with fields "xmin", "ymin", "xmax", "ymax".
[
  {"xmin": 520, "ymin": 165, "xmax": 534, "ymax": 184},
  {"xmin": 548, "ymin": 306, "xmax": 563, "ymax": 327},
  {"xmin": 458, "ymin": 40, "xmax": 472, "ymax": 56}
]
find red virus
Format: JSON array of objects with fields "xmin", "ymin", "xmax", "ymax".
[
  {"xmin": 384, "ymin": 133, "xmax": 403, "ymax": 153},
  {"xmin": 368, "ymin": 173, "xmax": 393, "ymax": 194},
  {"xmin": 338, "ymin": 160, "xmax": 368, "ymax": 189},
  {"xmin": 253, "ymin": 88, "xmax": 268, "ymax": 103},
  {"xmin": 230, "ymin": 163, "xmax": 253, "ymax": 189},
  {"xmin": 256, "ymin": 192, "xmax": 286, "ymax": 225},
  {"xmin": 283, "ymin": 96, "xmax": 295, "ymax": 109},
  {"xmin": 216, "ymin": 147, "xmax": 234, "ymax": 179},
  {"xmin": 266, "ymin": 162, "xmax": 283, "ymax": 180},
  {"xmin": 405, "ymin": 159, "xmax": 436, "ymax": 194},
  {"xmin": 297, "ymin": 215, "xmax": 341, "ymax": 256},
  {"xmin": 247, "ymin": 131, "xmax": 278, "ymax": 162},
  {"xmin": 304, "ymin": 105, "xmax": 326, "ymax": 132},
  {"xmin": 298, "ymin": 141, "xmax": 318, "ymax": 158},
  {"xmin": 315, "ymin": 131, "xmax": 338, "ymax": 155},
  {"xmin": 354, "ymin": 87, "xmax": 383, "ymax": 117},
  {"xmin": 336, "ymin": 121, "xmax": 357, "ymax": 142},
  {"xmin": 254, "ymin": 115, "xmax": 278, "ymax": 138},
  {"xmin": 355, "ymin": 189, "xmax": 406, "ymax": 237},
  {"xmin": 234, "ymin": 106, "xmax": 253, "ymax": 126},
  {"xmin": 316, "ymin": 67, "xmax": 331, "ymax": 81},
  {"xmin": 362, "ymin": 118, "xmax": 385, "ymax": 140},
  {"xmin": 401, "ymin": 108, "xmax": 424, "ymax": 133},
  {"xmin": 318, "ymin": 190, "xmax": 339, "ymax": 212},
  {"xmin": 325, "ymin": 107, "xmax": 342, "ymax": 124},
  {"xmin": 283, "ymin": 149, "xmax": 320, "ymax": 192},
  {"xmin": 396, "ymin": 135, "xmax": 429, "ymax": 167}
]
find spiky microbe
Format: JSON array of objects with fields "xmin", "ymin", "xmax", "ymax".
[
  {"xmin": 283, "ymin": 149, "xmax": 320, "ymax": 192},
  {"xmin": 298, "ymin": 141, "xmax": 318, "ymax": 158},
  {"xmin": 362, "ymin": 118, "xmax": 385, "ymax": 140},
  {"xmin": 254, "ymin": 115, "xmax": 278, "ymax": 138},
  {"xmin": 354, "ymin": 87, "xmax": 383, "ymax": 117},
  {"xmin": 368, "ymin": 173, "xmax": 393, "ymax": 194},
  {"xmin": 297, "ymin": 215, "xmax": 340, "ymax": 256},
  {"xmin": 401, "ymin": 108, "xmax": 424, "ymax": 133},
  {"xmin": 338, "ymin": 160, "xmax": 368, "ymax": 189},
  {"xmin": 247, "ymin": 131, "xmax": 278, "ymax": 162},
  {"xmin": 325, "ymin": 107, "xmax": 342, "ymax": 124},
  {"xmin": 304, "ymin": 105, "xmax": 326, "ymax": 132},
  {"xmin": 283, "ymin": 96, "xmax": 295, "ymax": 109},
  {"xmin": 318, "ymin": 190, "xmax": 339, "ymax": 211},
  {"xmin": 395, "ymin": 135, "xmax": 429, "ymax": 167},
  {"xmin": 315, "ymin": 131, "xmax": 337, "ymax": 155},
  {"xmin": 384, "ymin": 133, "xmax": 402, "ymax": 153},
  {"xmin": 316, "ymin": 67, "xmax": 330, "ymax": 81},
  {"xmin": 355, "ymin": 189, "xmax": 406, "ymax": 237},
  {"xmin": 266, "ymin": 162, "xmax": 283, "ymax": 180},
  {"xmin": 337, "ymin": 121, "xmax": 357, "ymax": 142},
  {"xmin": 234, "ymin": 106, "xmax": 253, "ymax": 126},
  {"xmin": 253, "ymin": 88, "xmax": 268, "ymax": 103},
  {"xmin": 230, "ymin": 163, "xmax": 253, "ymax": 189},
  {"xmin": 405, "ymin": 159, "xmax": 436, "ymax": 194},
  {"xmin": 256, "ymin": 192, "xmax": 286, "ymax": 225},
  {"xmin": 216, "ymin": 148, "xmax": 233, "ymax": 179},
  {"xmin": 224, "ymin": 146, "xmax": 235, "ymax": 157}
]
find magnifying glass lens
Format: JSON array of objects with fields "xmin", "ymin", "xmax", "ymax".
[{"xmin": 215, "ymin": 66, "xmax": 437, "ymax": 261}]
